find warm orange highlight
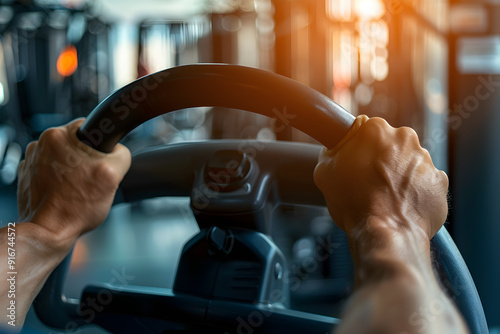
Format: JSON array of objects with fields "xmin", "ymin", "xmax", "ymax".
[{"xmin": 57, "ymin": 45, "xmax": 78, "ymax": 77}]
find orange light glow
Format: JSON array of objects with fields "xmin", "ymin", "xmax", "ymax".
[
  {"xmin": 326, "ymin": 0, "xmax": 352, "ymax": 21},
  {"xmin": 57, "ymin": 45, "xmax": 78, "ymax": 77},
  {"xmin": 354, "ymin": 0, "xmax": 385, "ymax": 20},
  {"xmin": 69, "ymin": 241, "xmax": 88, "ymax": 270}
]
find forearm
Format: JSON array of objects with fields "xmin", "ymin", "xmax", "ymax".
[
  {"xmin": 0, "ymin": 223, "xmax": 75, "ymax": 331},
  {"xmin": 336, "ymin": 216, "xmax": 469, "ymax": 334},
  {"xmin": 2, "ymin": 119, "xmax": 129, "ymax": 332}
]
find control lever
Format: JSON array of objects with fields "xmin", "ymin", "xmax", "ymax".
[
  {"xmin": 0, "ymin": 125, "xmax": 13, "ymax": 166},
  {"xmin": 0, "ymin": 125, "xmax": 21, "ymax": 186}
]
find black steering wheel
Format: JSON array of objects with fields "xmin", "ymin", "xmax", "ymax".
[{"xmin": 33, "ymin": 64, "xmax": 487, "ymax": 333}]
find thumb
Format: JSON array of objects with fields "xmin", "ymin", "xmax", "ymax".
[{"xmin": 319, "ymin": 114, "xmax": 370, "ymax": 161}]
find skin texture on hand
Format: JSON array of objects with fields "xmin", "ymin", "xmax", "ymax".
[
  {"xmin": 314, "ymin": 115, "xmax": 449, "ymax": 240},
  {"xmin": 1, "ymin": 118, "xmax": 131, "ymax": 331},
  {"xmin": 17, "ymin": 118, "xmax": 131, "ymax": 241},
  {"xmin": 314, "ymin": 115, "xmax": 469, "ymax": 334}
]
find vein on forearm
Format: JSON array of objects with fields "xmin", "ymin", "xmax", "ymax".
[
  {"xmin": 336, "ymin": 217, "xmax": 469, "ymax": 334},
  {"xmin": 348, "ymin": 216, "xmax": 433, "ymax": 287}
]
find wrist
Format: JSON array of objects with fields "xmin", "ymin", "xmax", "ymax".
[
  {"xmin": 26, "ymin": 200, "xmax": 88, "ymax": 244},
  {"xmin": 347, "ymin": 215, "xmax": 430, "ymax": 249},
  {"xmin": 349, "ymin": 212, "xmax": 430, "ymax": 242},
  {"xmin": 16, "ymin": 222, "xmax": 76, "ymax": 258},
  {"xmin": 346, "ymin": 215, "xmax": 433, "ymax": 285}
]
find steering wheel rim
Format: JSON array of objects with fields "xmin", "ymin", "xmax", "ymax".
[
  {"xmin": 33, "ymin": 64, "xmax": 487, "ymax": 334},
  {"xmin": 75, "ymin": 63, "xmax": 354, "ymax": 153}
]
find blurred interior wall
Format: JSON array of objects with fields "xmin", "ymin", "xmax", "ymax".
[{"xmin": 448, "ymin": 0, "xmax": 500, "ymax": 327}]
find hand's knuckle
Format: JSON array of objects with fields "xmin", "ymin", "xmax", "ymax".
[
  {"xmin": 25, "ymin": 141, "xmax": 37, "ymax": 155},
  {"xmin": 369, "ymin": 117, "xmax": 391, "ymax": 129},
  {"xmin": 369, "ymin": 117, "xmax": 387, "ymax": 125},
  {"xmin": 420, "ymin": 147, "xmax": 431, "ymax": 159},
  {"xmin": 399, "ymin": 126, "xmax": 417, "ymax": 137},
  {"xmin": 397, "ymin": 126, "xmax": 420, "ymax": 145},
  {"xmin": 440, "ymin": 170, "xmax": 449, "ymax": 188},
  {"xmin": 93, "ymin": 162, "xmax": 118, "ymax": 186},
  {"xmin": 361, "ymin": 119, "xmax": 382, "ymax": 138},
  {"xmin": 18, "ymin": 160, "xmax": 25, "ymax": 173},
  {"xmin": 39, "ymin": 127, "xmax": 65, "ymax": 144},
  {"xmin": 360, "ymin": 117, "xmax": 394, "ymax": 142},
  {"xmin": 313, "ymin": 164, "xmax": 324, "ymax": 187}
]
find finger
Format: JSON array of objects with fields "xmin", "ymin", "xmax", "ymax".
[
  {"xmin": 65, "ymin": 118, "xmax": 87, "ymax": 148},
  {"xmin": 66, "ymin": 118, "xmax": 108, "ymax": 158},
  {"xmin": 313, "ymin": 159, "xmax": 325, "ymax": 189},
  {"xmin": 17, "ymin": 159, "xmax": 25, "ymax": 176},
  {"xmin": 64, "ymin": 117, "xmax": 86, "ymax": 132},
  {"xmin": 321, "ymin": 114, "xmax": 370, "ymax": 158},
  {"xmin": 25, "ymin": 141, "xmax": 38, "ymax": 159},
  {"xmin": 357, "ymin": 117, "xmax": 397, "ymax": 146},
  {"xmin": 317, "ymin": 146, "xmax": 331, "ymax": 164},
  {"xmin": 439, "ymin": 170, "xmax": 449, "ymax": 190},
  {"xmin": 396, "ymin": 126, "xmax": 421, "ymax": 149},
  {"xmin": 106, "ymin": 143, "xmax": 132, "ymax": 178},
  {"xmin": 64, "ymin": 118, "xmax": 130, "ymax": 170}
]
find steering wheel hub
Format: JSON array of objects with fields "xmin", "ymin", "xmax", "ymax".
[{"xmin": 204, "ymin": 149, "xmax": 252, "ymax": 192}]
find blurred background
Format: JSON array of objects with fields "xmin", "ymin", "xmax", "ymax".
[{"xmin": 0, "ymin": 0, "xmax": 499, "ymax": 332}]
